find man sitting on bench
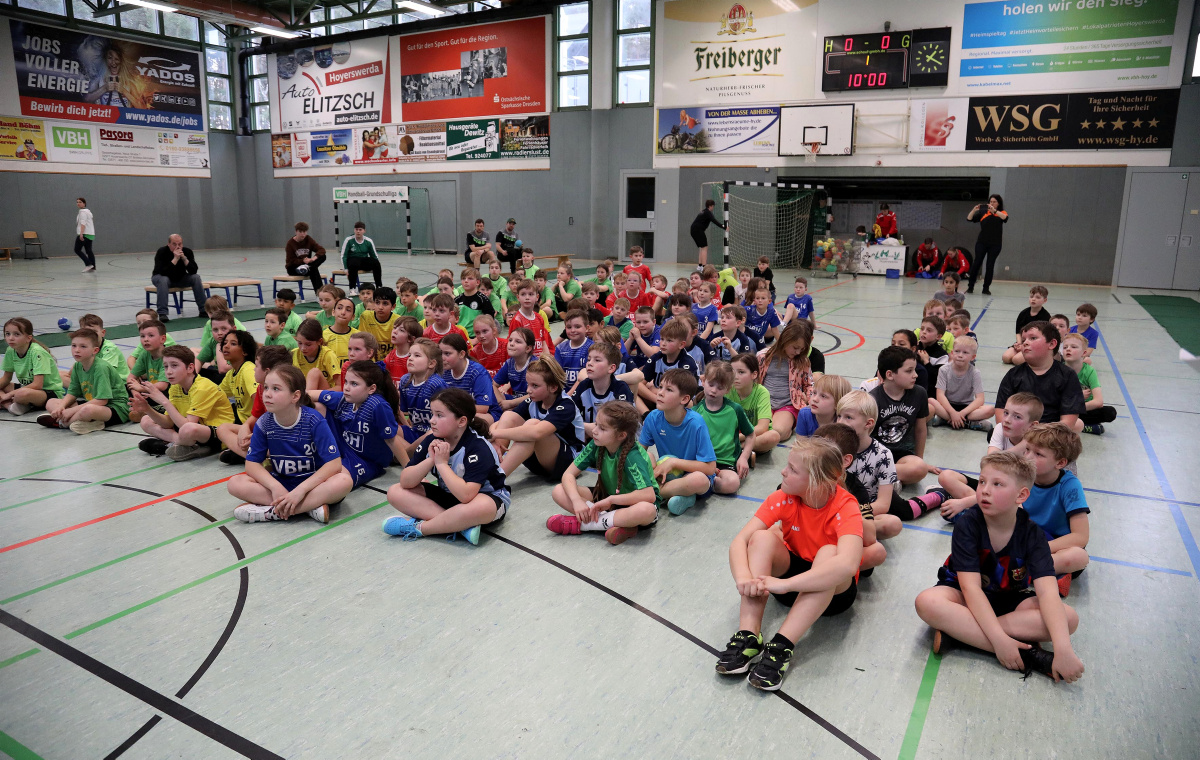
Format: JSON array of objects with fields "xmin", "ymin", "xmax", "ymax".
[{"xmin": 151, "ymin": 234, "xmax": 206, "ymax": 322}]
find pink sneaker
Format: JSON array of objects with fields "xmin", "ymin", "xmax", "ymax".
[
  {"xmin": 546, "ymin": 514, "xmax": 582, "ymax": 535},
  {"xmin": 605, "ymin": 526, "xmax": 638, "ymax": 546}
]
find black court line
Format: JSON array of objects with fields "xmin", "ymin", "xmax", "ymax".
[
  {"xmin": 0, "ymin": 609, "xmax": 282, "ymax": 759},
  {"xmin": 815, "ymin": 329, "xmax": 844, "ymax": 355},
  {"xmin": 1112, "ymin": 293, "xmax": 1122, "ymax": 303},
  {"xmin": 480, "ymin": 528, "xmax": 881, "ymax": 760}
]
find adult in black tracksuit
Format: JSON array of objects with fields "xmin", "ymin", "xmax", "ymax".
[
  {"xmin": 495, "ymin": 218, "xmax": 521, "ymax": 274},
  {"xmin": 966, "ymin": 194, "xmax": 1008, "ymax": 295},
  {"xmin": 690, "ymin": 199, "xmax": 726, "ymax": 270}
]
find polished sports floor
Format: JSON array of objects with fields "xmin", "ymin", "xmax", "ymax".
[{"xmin": 1, "ymin": 250, "xmax": 1198, "ymax": 760}]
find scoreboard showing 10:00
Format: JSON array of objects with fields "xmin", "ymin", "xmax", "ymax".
[{"xmin": 821, "ymin": 28, "xmax": 951, "ymax": 92}]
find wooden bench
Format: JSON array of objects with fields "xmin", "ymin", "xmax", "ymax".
[
  {"xmin": 204, "ymin": 279, "xmax": 263, "ymax": 306},
  {"xmin": 458, "ymin": 254, "xmax": 573, "ymax": 267},
  {"xmin": 144, "ymin": 284, "xmax": 209, "ymax": 315},
  {"xmin": 272, "ymin": 274, "xmax": 327, "ymax": 301},
  {"xmin": 328, "ymin": 269, "xmax": 349, "ymax": 286},
  {"xmin": 0, "ymin": 246, "xmax": 17, "ymax": 262}
]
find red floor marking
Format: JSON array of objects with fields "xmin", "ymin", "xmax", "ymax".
[
  {"xmin": 820, "ymin": 321, "xmax": 866, "ymax": 356},
  {"xmin": 813, "ymin": 279, "xmax": 855, "ymax": 295},
  {"xmin": 0, "ymin": 477, "xmax": 232, "ymax": 554}
]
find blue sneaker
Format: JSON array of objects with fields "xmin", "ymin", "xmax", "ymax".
[
  {"xmin": 667, "ymin": 494, "xmax": 696, "ymax": 515},
  {"xmin": 382, "ymin": 516, "xmax": 423, "ymax": 540},
  {"xmin": 461, "ymin": 525, "xmax": 481, "ymax": 545}
]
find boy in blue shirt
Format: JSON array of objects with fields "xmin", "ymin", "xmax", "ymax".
[
  {"xmin": 691, "ymin": 282, "xmax": 719, "ymax": 339},
  {"xmin": 554, "ymin": 310, "xmax": 593, "ymax": 386},
  {"xmin": 709, "ymin": 305, "xmax": 755, "ymax": 361},
  {"xmin": 639, "ymin": 368, "xmax": 717, "ymax": 515},
  {"xmin": 782, "ymin": 276, "xmax": 815, "ymax": 328},
  {"xmin": 744, "ymin": 287, "xmax": 781, "ymax": 349},
  {"xmin": 1021, "ymin": 423, "xmax": 1090, "ymax": 597},
  {"xmin": 625, "ymin": 306, "xmax": 661, "ymax": 370},
  {"xmin": 1069, "ymin": 303, "xmax": 1099, "ymax": 360}
]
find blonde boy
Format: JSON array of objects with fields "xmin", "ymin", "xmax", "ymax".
[{"xmin": 930, "ymin": 336, "xmax": 995, "ymax": 432}]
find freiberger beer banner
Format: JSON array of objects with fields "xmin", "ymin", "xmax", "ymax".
[
  {"xmin": 273, "ymin": 35, "xmax": 392, "ymax": 131},
  {"xmin": 656, "ymin": 0, "xmax": 817, "ymax": 107},
  {"xmin": 9, "ymin": 20, "xmax": 204, "ymax": 131}
]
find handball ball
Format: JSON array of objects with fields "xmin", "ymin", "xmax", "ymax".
[
  {"xmin": 515, "ymin": 240, "xmax": 523, "ymax": 248},
  {"xmin": 58, "ymin": 318, "xmax": 71, "ymax": 331}
]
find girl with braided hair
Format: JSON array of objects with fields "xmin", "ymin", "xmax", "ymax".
[{"xmin": 548, "ymin": 400, "xmax": 659, "ymax": 546}]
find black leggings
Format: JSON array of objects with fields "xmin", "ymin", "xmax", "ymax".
[
  {"xmin": 73, "ymin": 236, "xmax": 95, "ymax": 267},
  {"xmin": 346, "ymin": 258, "xmax": 382, "ymax": 290},
  {"xmin": 286, "ymin": 253, "xmax": 326, "ymax": 293},
  {"xmin": 1080, "ymin": 406, "xmax": 1117, "ymax": 425},
  {"xmin": 969, "ymin": 242, "xmax": 1003, "ymax": 291},
  {"xmin": 496, "ymin": 246, "xmax": 521, "ymax": 274}
]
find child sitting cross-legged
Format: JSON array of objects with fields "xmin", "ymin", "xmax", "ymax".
[
  {"xmin": 491, "ymin": 357, "xmax": 585, "ymax": 482},
  {"xmin": 548, "ymin": 400, "xmax": 659, "ymax": 545},
  {"xmin": 554, "ymin": 309, "xmax": 593, "ymax": 387},
  {"xmin": 869, "ymin": 346, "xmax": 935, "ymax": 485},
  {"xmin": 228, "ymin": 364, "xmax": 353, "ymax": 524},
  {"xmin": 1004, "ymin": 285, "xmax": 1049, "ymax": 365},
  {"xmin": 397, "ymin": 338, "xmax": 447, "ymax": 456},
  {"xmin": 321, "ymin": 298, "xmax": 356, "ymax": 363},
  {"xmin": 934, "ymin": 392, "xmax": 1045, "ymax": 522},
  {"xmin": 709, "ymin": 305, "xmax": 755, "ymax": 362},
  {"xmin": 726, "ymin": 353, "xmax": 779, "ymax": 454},
  {"xmin": 1061, "ymin": 334, "xmax": 1116, "ymax": 435},
  {"xmin": 218, "ymin": 330, "xmax": 259, "ymax": 428},
  {"xmin": 470, "ymin": 315, "xmax": 508, "ymax": 377},
  {"xmin": 384, "ymin": 388, "xmax": 511, "ymax": 546},
  {"xmin": 508, "ymin": 279, "xmax": 554, "ymax": 358},
  {"xmin": 695, "ymin": 360, "xmax": 756, "ymax": 494},
  {"xmin": 715, "ymin": 437, "xmax": 864, "ymax": 691},
  {"xmin": 914, "ymin": 451, "xmax": 1084, "ymax": 682},
  {"xmin": 794, "ymin": 374, "xmax": 851, "ymax": 437},
  {"xmin": 929, "ymin": 336, "xmax": 995, "ymax": 432},
  {"xmin": 756, "ymin": 320, "xmax": 817, "ymax": 444},
  {"xmin": 423, "ymin": 293, "xmax": 470, "ymax": 343},
  {"xmin": 574, "ymin": 342, "xmax": 634, "ymax": 439},
  {"xmin": 1020, "ymin": 423, "xmax": 1090, "ymax": 597},
  {"xmin": 313, "ymin": 360, "xmax": 406, "ymax": 496},
  {"xmin": 38, "ymin": 328, "xmax": 130, "ymax": 435},
  {"xmin": 639, "ymin": 368, "xmax": 717, "ymax": 516},
  {"xmin": 916, "ymin": 315, "xmax": 950, "ymax": 393},
  {"xmin": 836, "ymin": 390, "xmax": 937, "ymax": 528},
  {"xmin": 215, "ymin": 345, "xmax": 292, "ymax": 465},
  {"xmin": 494, "ymin": 327, "xmax": 534, "ymax": 410},
  {"xmin": 635, "ymin": 318, "xmax": 695, "ymax": 414},
  {"xmin": 293, "ymin": 318, "xmax": 341, "ymax": 392},
  {"xmin": 383, "ymin": 316, "xmax": 422, "ymax": 389},
  {"xmin": 439, "ymin": 333, "xmax": 502, "ymax": 426},
  {"xmin": 125, "ymin": 319, "xmax": 169, "ymax": 423},
  {"xmin": 133, "ymin": 345, "xmax": 233, "ymax": 459}
]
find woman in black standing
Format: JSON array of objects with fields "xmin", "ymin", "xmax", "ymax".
[
  {"xmin": 690, "ymin": 199, "xmax": 726, "ymax": 271},
  {"xmin": 966, "ymin": 194, "xmax": 1008, "ymax": 295}
]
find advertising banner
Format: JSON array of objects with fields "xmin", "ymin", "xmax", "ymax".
[
  {"xmin": 333, "ymin": 185, "xmax": 409, "ymax": 202},
  {"xmin": 655, "ymin": 106, "xmax": 779, "ymax": 155},
  {"xmin": 908, "ymin": 99, "xmax": 970, "ymax": 152},
  {"xmin": 48, "ymin": 122, "xmax": 96, "ymax": 163},
  {"xmin": 959, "ymin": 0, "xmax": 1181, "ymax": 92},
  {"xmin": 499, "ymin": 115, "xmax": 549, "ymax": 158},
  {"xmin": 274, "ymin": 36, "xmax": 391, "ymax": 131},
  {"xmin": 446, "ymin": 118, "xmax": 500, "ymax": 160},
  {"xmin": 9, "ymin": 20, "xmax": 204, "ymax": 131},
  {"xmin": 96, "ymin": 125, "xmax": 159, "ymax": 165},
  {"xmin": 351, "ymin": 121, "xmax": 448, "ymax": 164},
  {"xmin": 271, "ymin": 133, "xmax": 292, "ymax": 168},
  {"xmin": 308, "ymin": 128, "xmax": 353, "ymax": 166},
  {"xmin": 396, "ymin": 16, "xmax": 547, "ymax": 122},
  {"xmin": 0, "ymin": 116, "xmax": 48, "ymax": 161},
  {"xmin": 157, "ymin": 131, "xmax": 209, "ymax": 169},
  {"xmin": 964, "ymin": 88, "xmax": 1178, "ymax": 150},
  {"xmin": 657, "ymin": 0, "xmax": 817, "ymax": 107}
]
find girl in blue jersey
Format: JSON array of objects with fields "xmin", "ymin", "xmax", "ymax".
[
  {"xmin": 384, "ymin": 388, "xmax": 511, "ymax": 545},
  {"xmin": 494, "ymin": 326, "xmax": 534, "ymax": 410},
  {"xmin": 439, "ymin": 333, "xmax": 502, "ymax": 425},
  {"xmin": 314, "ymin": 361, "xmax": 405, "ymax": 484},
  {"xmin": 398, "ymin": 338, "xmax": 446, "ymax": 451},
  {"xmin": 228, "ymin": 364, "xmax": 353, "ymax": 524},
  {"xmin": 491, "ymin": 357, "xmax": 585, "ymax": 482}
]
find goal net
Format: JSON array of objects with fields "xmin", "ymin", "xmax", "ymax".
[{"xmin": 704, "ymin": 182, "xmax": 815, "ymax": 270}]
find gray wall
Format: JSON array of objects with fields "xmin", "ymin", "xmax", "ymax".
[
  {"xmin": 1170, "ymin": 84, "xmax": 1200, "ymax": 167},
  {"xmin": 0, "ymin": 104, "xmax": 1175, "ymax": 286}
]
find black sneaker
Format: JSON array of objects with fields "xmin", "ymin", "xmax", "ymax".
[
  {"xmin": 982, "ymin": 288, "xmax": 992, "ymax": 296},
  {"xmin": 158, "ymin": 313, "xmax": 171, "ymax": 323},
  {"xmin": 1019, "ymin": 643, "xmax": 1055, "ymax": 679},
  {"xmin": 1083, "ymin": 423, "xmax": 1104, "ymax": 435},
  {"xmin": 747, "ymin": 637, "xmax": 793, "ymax": 691},
  {"xmin": 715, "ymin": 630, "xmax": 762, "ymax": 675},
  {"xmin": 219, "ymin": 450, "xmax": 246, "ymax": 465},
  {"xmin": 139, "ymin": 437, "xmax": 169, "ymax": 456}
]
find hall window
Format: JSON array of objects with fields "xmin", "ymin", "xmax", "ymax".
[
  {"xmin": 614, "ymin": 0, "xmax": 651, "ymax": 105},
  {"xmin": 555, "ymin": 2, "xmax": 590, "ymax": 110}
]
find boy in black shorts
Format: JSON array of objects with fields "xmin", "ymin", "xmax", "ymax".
[{"xmin": 869, "ymin": 346, "xmax": 934, "ymax": 485}]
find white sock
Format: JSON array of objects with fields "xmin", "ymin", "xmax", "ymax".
[
  {"xmin": 598, "ymin": 510, "xmax": 616, "ymax": 530},
  {"xmin": 579, "ymin": 518, "xmax": 603, "ymax": 532}
]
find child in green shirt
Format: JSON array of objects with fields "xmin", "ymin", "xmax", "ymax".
[
  {"xmin": 275, "ymin": 289, "xmax": 302, "ymax": 335},
  {"xmin": 128, "ymin": 308, "xmax": 177, "ymax": 372},
  {"xmin": 263, "ymin": 308, "xmax": 299, "ymax": 350},
  {"xmin": 79, "ymin": 313, "xmax": 129, "ymax": 381},
  {"xmin": 306, "ymin": 284, "xmax": 341, "ymax": 329},
  {"xmin": 39, "ymin": 328, "xmax": 129, "ymax": 434},
  {"xmin": 395, "ymin": 280, "xmax": 424, "ymax": 322},
  {"xmin": 1, "ymin": 316, "xmax": 64, "ymax": 415},
  {"xmin": 726, "ymin": 353, "xmax": 780, "ymax": 454}
]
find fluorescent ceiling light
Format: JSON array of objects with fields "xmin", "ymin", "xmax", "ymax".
[
  {"xmin": 395, "ymin": 0, "xmax": 448, "ymax": 17},
  {"xmin": 251, "ymin": 25, "xmax": 302, "ymax": 38},
  {"xmin": 121, "ymin": 0, "xmax": 177, "ymax": 12}
]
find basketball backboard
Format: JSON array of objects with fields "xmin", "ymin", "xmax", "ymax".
[{"xmin": 779, "ymin": 104, "xmax": 855, "ymax": 156}]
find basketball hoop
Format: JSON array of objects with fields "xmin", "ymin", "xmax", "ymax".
[{"xmin": 804, "ymin": 141, "xmax": 821, "ymax": 165}]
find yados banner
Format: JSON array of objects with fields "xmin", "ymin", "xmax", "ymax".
[
  {"xmin": 655, "ymin": 106, "xmax": 779, "ymax": 155},
  {"xmin": 273, "ymin": 35, "xmax": 392, "ymax": 132},
  {"xmin": 9, "ymin": 20, "xmax": 204, "ymax": 131},
  {"xmin": 656, "ymin": 0, "xmax": 817, "ymax": 107},
  {"xmin": 0, "ymin": 116, "xmax": 47, "ymax": 161},
  {"xmin": 396, "ymin": 16, "xmax": 548, "ymax": 122}
]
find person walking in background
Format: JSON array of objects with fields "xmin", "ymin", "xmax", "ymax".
[
  {"xmin": 966, "ymin": 195, "xmax": 1009, "ymax": 296},
  {"xmin": 74, "ymin": 198, "xmax": 96, "ymax": 273},
  {"xmin": 151, "ymin": 234, "xmax": 206, "ymax": 322},
  {"xmin": 285, "ymin": 222, "xmax": 327, "ymax": 294}
]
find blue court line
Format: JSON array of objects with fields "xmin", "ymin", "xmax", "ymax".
[
  {"xmin": 1099, "ymin": 330, "xmax": 1200, "ymax": 581},
  {"xmin": 969, "ymin": 298, "xmax": 993, "ymax": 331},
  {"xmin": 902, "ymin": 524, "xmax": 1191, "ymax": 577},
  {"xmin": 943, "ymin": 469, "xmax": 1200, "ymax": 510}
]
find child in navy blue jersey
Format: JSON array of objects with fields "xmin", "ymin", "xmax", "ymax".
[
  {"xmin": 439, "ymin": 333, "xmax": 502, "ymax": 425},
  {"xmin": 574, "ymin": 343, "xmax": 634, "ymax": 439},
  {"xmin": 782, "ymin": 275, "xmax": 815, "ymax": 327},
  {"xmin": 492, "ymin": 358, "xmax": 585, "ymax": 481},
  {"xmin": 228, "ymin": 364, "xmax": 353, "ymax": 524},
  {"xmin": 398, "ymin": 338, "xmax": 447, "ymax": 452},
  {"xmin": 384, "ymin": 388, "xmax": 510, "ymax": 545},
  {"xmin": 554, "ymin": 309, "xmax": 593, "ymax": 387},
  {"xmin": 625, "ymin": 306, "xmax": 661, "ymax": 369},
  {"xmin": 315, "ymin": 360, "xmax": 405, "ymax": 482},
  {"xmin": 744, "ymin": 286, "xmax": 781, "ymax": 349},
  {"xmin": 495, "ymin": 326, "xmax": 535, "ymax": 410}
]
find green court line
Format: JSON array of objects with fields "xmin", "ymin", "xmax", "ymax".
[
  {"xmin": 0, "ymin": 502, "xmax": 389, "ymax": 670},
  {"xmin": 0, "ymin": 519, "xmax": 237, "ymax": 605},
  {"xmin": 0, "ymin": 462, "xmax": 174, "ymax": 513},
  {"xmin": 0, "ymin": 447, "xmax": 139, "ymax": 486},
  {"xmin": 898, "ymin": 650, "xmax": 942, "ymax": 760},
  {"xmin": 0, "ymin": 729, "xmax": 46, "ymax": 760},
  {"xmin": 819, "ymin": 301, "xmax": 855, "ymax": 319}
]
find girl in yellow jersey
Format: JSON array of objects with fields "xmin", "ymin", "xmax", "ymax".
[
  {"xmin": 293, "ymin": 318, "xmax": 340, "ymax": 391},
  {"xmin": 219, "ymin": 331, "xmax": 259, "ymax": 423}
]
